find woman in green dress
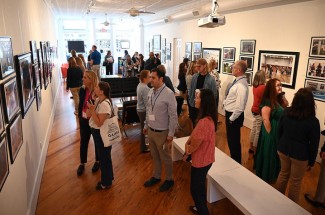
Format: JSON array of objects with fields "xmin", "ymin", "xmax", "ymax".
[{"xmin": 254, "ymin": 78, "xmax": 286, "ymax": 183}]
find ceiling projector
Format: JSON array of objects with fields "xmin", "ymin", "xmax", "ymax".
[{"xmin": 198, "ymin": 15, "xmax": 225, "ymax": 28}]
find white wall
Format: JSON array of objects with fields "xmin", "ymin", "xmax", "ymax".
[
  {"xmin": 0, "ymin": 0, "xmax": 59, "ymax": 214},
  {"xmin": 144, "ymin": 0, "xmax": 325, "ymax": 130}
]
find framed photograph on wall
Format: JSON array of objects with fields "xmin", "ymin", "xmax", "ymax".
[
  {"xmin": 0, "ymin": 37, "xmax": 15, "ymax": 79},
  {"xmin": 309, "ymin": 37, "xmax": 325, "ymax": 58},
  {"xmin": 35, "ymin": 86, "xmax": 42, "ymax": 111},
  {"xmin": 0, "ymin": 134, "xmax": 9, "ymax": 191},
  {"xmin": 203, "ymin": 48, "xmax": 222, "ymax": 72},
  {"xmin": 306, "ymin": 58, "xmax": 325, "ymax": 80},
  {"xmin": 1, "ymin": 77, "xmax": 20, "ymax": 123},
  {"xmin": 240, "ymin": 40, "xmax": 256, "ymax": 55},
  {"xmin": 29, "ymin": 40, "xmax": 38, "ymax": 65},
  {"xmin": 304, "ymin": 79, "xmax": 325, "ymax": 102},
  {"xmin": 33, "ymin": 64, "xmax": 40, "ymax": 88},
  {"xmin": 239, "ymin": 55, "xmax": 254, "ymax": 71},
  {"xmin": 185, "ymin": 53, "xmax": 192, "ymax": 61},
  {"xmin": 185, "ymin": 42, "xmax": 192, "ymax": 53},
  {"xmin": 193, "ymin": 42, "xmax": 202, "ymax": 53},
  {"xmin": 245, "ymin": 72, "xmax": 253, "ymax": 86},
  {"xmin": 258, "ymin": 50, "xmax": 300, "ymax": 89},
  {"xmin": 120, "ymin": 41, "xmax": 130, "ymax": 49},
  {"xmin": 6, "ymin": 113, "xmax": 23, "ymax": 164},
  {"xmin": 153, "ymin": 35, "xmax": 161, "ymax": 50},
  {"xmin": 223, "ymin": 47, "xmax": 236, "ymax": 61},
  {"xmin": 161, "ymin": 38, "xmax": 166, "ymax": 64},
  {"xmin": 166, "ymin": 43, "xmax": 171, "ymax": 61},
  {"xmin": 223, "ymin": 61, "xmax": 235, "ymax": 75},
  {"xmin": 15, "ymin": 52, "xmax": 35, "ymax": 118},
  {"xmin": 0, "ymin": 96, "xmax": 4, "ymax": 134}
]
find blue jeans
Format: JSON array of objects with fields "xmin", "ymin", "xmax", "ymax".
[{"xmin": 91, "ymin": 128, "xmax": 113, "ymax": 186}]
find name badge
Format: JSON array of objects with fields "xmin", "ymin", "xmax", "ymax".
[
  {"xmin": 82, "ymin": 111, "xmax": 87, "ymax": 119},
  {"xmin": 149, "ymin": 114, "xmax": 155, "ymax": 121}
]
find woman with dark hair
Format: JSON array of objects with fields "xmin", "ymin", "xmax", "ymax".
[
  {"xmin": 138, "ymin": 54, "xmax": 145, "ymax": 72},
  {"xmin": 177, "ymin": 58, "xmax": 189, "ymax": 98},
  {"xmin": 184, "ymin": 88, "xmax": 217, "ymax": 215},
  {"xmin": 275, "ymin": 88, "xmax": 320, "ymax": 202},
  {"xmin": 67, "ymin": 57, "xmax": 83, "ymax": 115},
  {"xmin": 249, "ymin": 70, "xmax": 266, "ymax": 154},
  {"xmin": 87, "ymin": 81, "xmax": 114, "ymax": 190},
  {"xmin": 136, "ymin": 70, "xmax": 150, "ymax": 153},
  {"xmin": 254, "ymin": 78, "xmax": 284, "ymax": 183},
  {"xmin": 76, "ymin": 70, "xmax": 100, "ymax": 176}
]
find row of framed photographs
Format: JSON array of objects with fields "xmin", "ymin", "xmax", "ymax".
[{"xmin": 0, "ymin": 113, "xmax": 23, "ymax": 191}]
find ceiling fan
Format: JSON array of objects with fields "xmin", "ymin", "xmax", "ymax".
[
  {"xmin": 126, "ymin": 7, "xmax": 155, "ymax": 17},
  {"xmin": 101, "ymin": 13, "xmax": 109, "ymax": 26}
]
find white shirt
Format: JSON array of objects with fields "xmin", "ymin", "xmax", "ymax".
[
  {"xmin": 223, "ymin": 75, "xmax": 248, "ymax": 122},
  {"xmin": 89, "ymin": 98, "xmax": 112, "ymax": 129}
]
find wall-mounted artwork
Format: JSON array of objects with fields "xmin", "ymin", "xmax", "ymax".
[
  {"xmin": 258, "ymin": 50, "xmax": 300, "ymax": 89},
  {"xmin": 309, "ymin": 37, "xmax": 325, "ymax": 58},
  {"xmin": 0, "ymin": 134, "xmax": 9, "ymax": 191},
  {"xmin": 185, "ymin": 42, "xmax": 192, "ymax": 53},
  {"xmin": 240, "ymin": 40, "xmax": 256, "ymax": 55},
  {"xmin": 161, "ymin": 38, "xmax": 166, "ymax": 64},
  {"xmin": 223, "ymin": 47, "xmax": 236, "ymax": 61},
  {"xmin": 40, "ymin": 42, "xmax": 47, "ymax": 64},
  {"xmin": 306, "ymin": 58, "xmax": 325, "ymax": 81},
  {"xmin": 245, "ymin": 72, "xmax": 253, "ymax": 86},
  {"xmin": 0, "ymin": 97, "xmax": 4, "ymax": 135},
  {"xmin": 153, "ymin": 35, "xmax": 161, "ymax": 50},
  {"xmin": 29, "ymin": 40, "xmax": 38, "ymax": 65},
  {"xmin": 203, "ymin": 48, "xmax": 222, "ymax": 72},
  {"xmin": 0, "ymin": 37, "xmax": 15, "ymax": 79},
  {"xmin": 33, "ymin": 64, "xmax": 40, "ymax": 88},
  {"xmin": 192, "ymin": 42, "xmax": 202, "ymax": 61},
  {"xmin": 6, "ymin": 113, "xmax": 23, "ymax": 164},
  {"xmin": 166, "ymin": 43, "xmax": 171, "ymax": 61},
  {"xmin": 35, "ymin": 86, "xmax": 42, "ymax": 111},
  {"xmin": 15, "ymin": 53, "xmax": 35, "ymax": 118},
  {"xmin": 1, "ymin": 77, "xmax": 20, "ymax": 123},
  {"xmin": 223, "ymin": 61, "xmax": 235, "ymax": 75},
  {"xmin": 120, "ymin": 41, "xmax": 130, "ymax": 49},
  {"xmin": 239, "ymin": 55, "xmax": 254, "ymax": 71},
  {"xmin": 304, "ymin": 79, "xmax": 325, "ymax": 102}
]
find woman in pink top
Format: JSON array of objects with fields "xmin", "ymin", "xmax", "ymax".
[
  {"xmin": 249, "ymin": 70, "xmax": 266, "ymax": 154},
  {"xmin": 184, "ymin": 88, "xmax": 217, "ymax": 215}
]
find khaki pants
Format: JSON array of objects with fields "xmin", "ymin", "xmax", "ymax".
[
  {"xmin": 70, "ymin": 87, "xmax": 80, "ymax": 113},
  {"xmin": 249, "ymin": 113, "xmax": 263, "ymax": 147},
  {"xmin": 91, "ymin": 65, "xmax": 101, "ymax": 81},
  {"xmin": 148, "ymin": 129, "xmax": 173, "ymax": 180},
  {"xmin": 275, "ymin": 152, "xmax": 308, "ymax": 202},
  {"xmin": 315, "ymin": 160, "xmax": 325, "ymax": 203}
]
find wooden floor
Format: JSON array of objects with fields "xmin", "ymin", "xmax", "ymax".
[{"xmin": 36, "ymin": 81, "xmax": 324, "ymax": 215}]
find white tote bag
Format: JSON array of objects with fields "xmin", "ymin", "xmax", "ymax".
[{"xmin": 100, "ymin": 100, "xmax": 122, "ymax": 147}]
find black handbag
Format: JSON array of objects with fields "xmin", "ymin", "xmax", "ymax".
[{"xmin": 103, "ymin": 61, "xmax": 108, "ymax": 66}]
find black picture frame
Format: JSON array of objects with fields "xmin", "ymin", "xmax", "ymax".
[
  {"xmin": 258, "ymin": 50, "xmax": 300, "ymax": 89},
  {"xmin": 14, "ymin": 52, "xmax": 35, "ymax": 118},
  {"xmin": 161, "ymin": 38, "xmax": 166, "ymax": 64},
  {"xmin": 0, "ymin": 134, "xmax": 9, "ymax": 191},
  {"xmin": 29, "ymin": 40, "xmax": 38, "ymax": 65},
  {"xmin": 1, "ymin": 77, "xmax": 20, "ymax": 123},
  {"xmin": 32, "ymin": 64, "xmax": 40, "ymax": 88},
  {"xmin": 240, "ymin": 40, "xmax": 256, "ymax": 55},
  {"xmin": 203, "ymin": 48, "xmax": 222, "ymax": 72},
  {"xmin": 304, "ymin": 79, "xmax": 325, "ymax": 102},
  {"xmin": 0, "ymin": 37, "xmax": 15, "ymax": 79},
  {"xmin": 245, "ymin": 72, "xmax": 253, "ymax": 86},
  {"xmin": 0, "ymin": 94, "xmax": 4, "ymax": 135},
  {"xmin": 239, "ymin": 55, "xmax": 254, "ymax": 71},
  {"xmin": 222, "ymin": 61, "xmax": 235, "ymax": 75},
  {"xmin": 306, "ymin": 58, "xmax": 325, "ymax": 81},
  {"xmin": 6, "ymin": 113, "xmax": 23, "ymax": 164},
  {"xmin": 309, "ymin": 37, "xmax": 325, "ymax": 58},
  {"xmin": 37, "ymin": 49, "xmax": 44, "ymax": 90},
  {"xmin": 35, "ymin": 86, "xmax": 42, "ymax": 111},
  {"xmin": 153, "ymin": 35, "xmax": 161, "ymax": 50},
  {"xmin": 223, "ymin": 47, "xmax": 236, "ymax": 61}
]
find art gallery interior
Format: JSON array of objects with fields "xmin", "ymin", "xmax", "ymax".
[{"xmin": 0, "ymin": 0, "xmax": 325, "ymax": 214}]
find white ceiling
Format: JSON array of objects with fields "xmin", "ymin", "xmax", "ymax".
[{"xmin": 44, "ymin": 0, "xmax": 312, "ymax": 23}]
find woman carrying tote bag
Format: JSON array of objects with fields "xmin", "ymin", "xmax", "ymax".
[{"xmin": 87, "ymin": 81, "xmax": 116, "ymax": 190}]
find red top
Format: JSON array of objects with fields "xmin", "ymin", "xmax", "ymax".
[
  {"xmin": 190, "ymin": 117, "xmax": 215, "ymax": 168},
  {"xmin": 251, "ymin": 85, "xmax": 266, "ymax": 114}
]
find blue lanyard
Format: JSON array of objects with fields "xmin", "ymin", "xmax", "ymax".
[
  {"xmin": 151, "ymin": 86, "xmax": 166, "ymax": 111},
  {"xmin": 226, "ymin": 77, "xmax": 246, "ymax": 96}
]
